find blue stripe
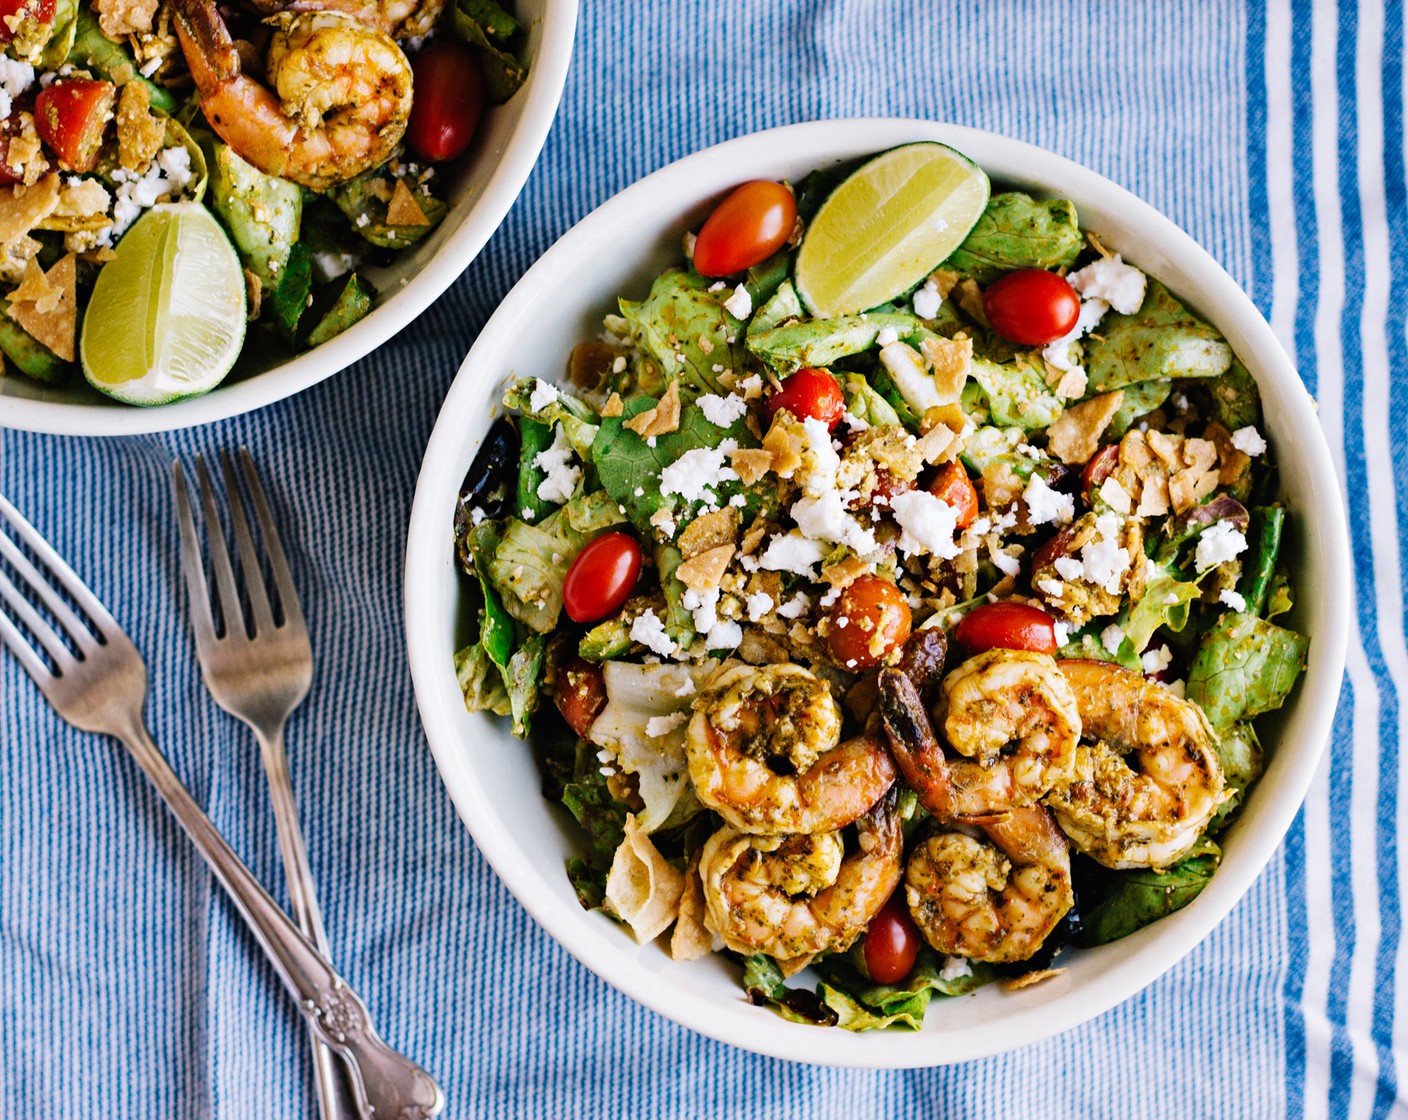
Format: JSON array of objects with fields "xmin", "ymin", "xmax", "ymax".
[{"xmin": 1246, "ymin": 0, "xmax": 1273, "ymax": 321}]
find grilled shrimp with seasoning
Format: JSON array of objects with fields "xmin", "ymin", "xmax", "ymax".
[
  {"xmin": 248, "ymin": 0, "xmax": 446, "ymax": 39},
  {"xmin": 905, "ymin": 805, "xmax": 1073, "ymax": 963},
  {"xmin": 698, "ymin": 791, "xmax": 903, "ymax": 962},
  {"xmin": 879, "ymin": 650, "xmax": 1081, "ymax": 820},
  {"xmin": 1044, "ymin": 659, "xmax": 1226, "ymax": 870},
  {"xmin": 172, "ymin": 0, "xmax": 413, "ymax": 190},
  {"xmin": 686, "ymin": 663, "xmax": 897, "ymax": 834}
]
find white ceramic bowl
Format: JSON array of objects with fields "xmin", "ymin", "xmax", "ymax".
[
  {"xmin": 404, "ymin": 119, "xmax": 1351, "ymax": 1066},
  {"xmin": 0, "ymin": 0, "xmax": 577, "ymax": 436}
]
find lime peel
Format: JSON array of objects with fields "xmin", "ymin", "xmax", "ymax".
[{"xmin": 794, "ymin": 143, "xmax": 991, "ymax": 318}]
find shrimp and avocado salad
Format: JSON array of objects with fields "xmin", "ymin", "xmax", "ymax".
[
  {"xmin": 451, "ymin": 143, "xmax": 1311, "ymax": 1031},
  {"xmin": 0, "ymin": 0, "xmax": 528, "ymax": 404}
]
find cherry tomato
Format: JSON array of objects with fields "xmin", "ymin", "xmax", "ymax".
[
  {"xmin": 406, "ymin": 41, "xmax": 486, "ymax": 162},
  {"xmin": 867, "ymin": 468, "xmax": 911, "ymax": 509},
  {"xmin": 827, "ymin": 575, "xmax": 912, "ymax": 670},
  {"xmin": 982, "ymin": 269, "xmax": 1081, "ymax": 347},
  {"xmin": 863, "ymin": 891, "xmax": 921, "ymax": 984},
  {"xmin": 926, "ymin": 461, "xmax": 980, "ymax": 530},
  {"xmin": 692, "ymin": 180, "xmax": 796, "ymax": 277},
  {"xmin": 553, "ymin": 656, "xmax": 607, "ymax": 737},
  {"xmin": 1081, "ymin": 443, "xmax": 1120, "ymax": 502},
  {"xmin": 562, "ymin": 532, "xmax": 643, "ymax": 624},
  {"xmin": 0, "ymin": 0, "xmax": 53, "ymax": 43},
  {"xmin": 954, "ymin": 601, "xmax": 1057, "ymax": 655},
  {"xmin": 34, "ymin": 79, "xmax": 114, "ymax": 173},
  {"xmin": 765, "ymin": 367, "xmax": 845, "ymax": 430}
]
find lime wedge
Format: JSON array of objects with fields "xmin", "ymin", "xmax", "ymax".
[
  {"xmin": 81, "ymin": 203, "xmax": 246, "ymax": 406},
  {"xmin": 794, "ymin": 142, "xmax": 991, "ymax": 318}
]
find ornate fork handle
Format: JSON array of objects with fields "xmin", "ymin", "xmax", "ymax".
[{"xmin": 120, "ymin": 718, "xmax": 444, "ymax": 1120}]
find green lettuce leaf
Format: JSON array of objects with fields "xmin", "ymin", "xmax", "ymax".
[
  {"xmin": 504, "ymin": 377, "xmax": 600, "ymax": 459},
  {"xmin": 1124, "ymin": 570, "xmax": 1200, "ymax": 654},
  {"xmin": 1186, "ymin": 611, "xmax": 1310, "ymax": 729},
  {"xmin": 1209, "ymin": 721, "xmax": 1264, "ymax": 832},
  {"xmin": 1236, "ymin": 506, "xmax": 1285, "ymax": 617},
  {"xmin": 487, "ymin": 508, "xmax": 589, "ymax": 633},
  {"xmin": 618, "ymin": 270, "xmax": 746, "ymax": 395},
  {"xmin": 1073, "ymin": 841, "xmax": 1221, "ymax": 947},
  {"xmin": 452, "ymin": 642, "xmax": 512, "ymax": 717},
  {"xmin": 943, "ymin": 192, "xmax": 1084, "ymax": 283},
  {"xmin": 747, "ymin": 311, "xmax": 918, "ymax": 373},
  {"xmin": 970, "ymin": 354, "xmax": 1064, "ymax": 431},
  {"xmin": 1207, "ymin": 359, "xmax": 1263, "ymax": 432},
  {"xmin": 1084, "ymin": 281, "xmax": 1233, "ymax": 392},
  {"xmin": 1105, "ymin": 379, "xmax": 1173, "ymax": 440},
  {"xmin": 505, "ymin": 632, "xmax": 546, "ymax": 738},
  {"xmin": 842, "ymin": 373, "xmax": 902, "ymax": 428},
  {"xmin": 748, "ymin": 277, "xmax": 804, "ymax": 339}
]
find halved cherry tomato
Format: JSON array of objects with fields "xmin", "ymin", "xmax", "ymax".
[
  {"xmin": 765, "ymin": 367, "xmax": 845, "ymax": 430},
  {"xmin": 982, "ymin": 269, "xmax": 1080, "ymax": 346},
  {"xmin": 553, "ymin": 656, "xmax": 607, "ymax": 737},
  {"xmin": 863, "ymin": 890, "xmax": 921, "ymax": 984},
  {"xmin": 562, "ymin": 531, "xmax": 643, "ymax": 624},
  {"xmin": 926, "ymin": 461, "xmax": 980, "ymax": 530},
  {"xmin": 406, "ymin": 40, "xmax": 486, "ymax": 162},
  {"xmin": 954, "ymin": 601, "xmax": 1057, "ymax": 655},
  {"xmin": 34, "ymin": 79, "xmax": 114, "ymax": 173},
  {"xmin": 828, "ymin": 575, "xmax": 912, "ymax": 670},
  {"xmin": 692, "ymin": 180, "xmax": 796, "ymax": 278},
  {"xmin": 0, "ymin": 0, "xmax": 53, "ymax": 43},
  {"xmin": 867, "ymin": 467, "xmax": 911, "ymax": 509},
  {"xmin": 1081, "ymin": 443, "xmax": 1119, "ymax": 502}
]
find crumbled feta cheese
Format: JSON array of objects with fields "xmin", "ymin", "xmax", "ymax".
[
  {"xmin": 1036, "ymin": 578, "xmax": 1065, "ymax": 599},
  {"xmin": 644, "ymin": 712, "xmax": 686, "ymax": 738},
  {"xmin": 1023, "ymin": 474, "xmax": 1075, "ymax": 527},
  {"xmin": 311, "ymin": 250, "xmax": 356, "ymax": 283},
  {"xmin": 723, "ymin": 284, "xmax": 752, "ymax": 320},
  {"xmin": 138, "ymin": 55, "xmax": 162, "ymax": 78},
  {"xmin": 759, "ymin": 532, "xmax": 827, "ymax": 577},
  {"xmin": 658, "ymin": 440, "xmax": 739, "ymax": 503},
  {"xmin": 682, "ymin": 231, "xmax": 697, "ymax": 258},
  {"xmin": 1068, "ymin": 253, "xmax": 1147, "ymax": 315},
  {"xmin": 697, "ymin": 392, "xmax": 749, "ymax": 428},
  {"xmin": 842, "ymin": 411, "xmax": 870, "ymax": 432},
  {"xmin": 0, "ymin": 57, "xmax": 34, "ymax": 120},
  {"xmin": 528, "ymin": 380, "xmax": 559, "ymax": 413},
  {"xmin": 673, "ymin": 677, "xmax": 697, "ymax": 698},
  {"xmin": 777, "ymin": 592, "xmax": 811, "ymax": 619},
  {"xmin": 1219, "ymin": 588, "xmax": 1248, "ymax": 612},
  {"xmin": 889, "ymin": 490, "xmax": 961, "ymax": 559},
  {"xmin": 469, "ymin": 506, "xmax": 487, "ymax": 526},
  {"xmin": 1195, "ymin": 521, "xmax": 1248, "ymax": 571},
  {"xmin": 1052, "ymin": 621, "xmax": 1071, "ymax": 647},
  {"xmin": 990, "ymin": 546, "xmax": 1021, "ymax": 577},
  {"xmin": 521, "ymin": 507, "xmax": 535, "ymax": 520},
  {"xmin": 1041, "ymin": 295, "xmax": 1111, "ymax": 375},
  {"xmin": 1053, "ymin": 556, "xmax": 1084, "ymax": 582},
  {"xmin": 1142, "ymin": 644, "xmax": 1174, "ymax": 675},
  {"xmin": 533, "ymin": 426, "xmax": 580, "ymax": 503},
  {"xmin": 1101, "ymin": 623, "xmax": 1126, "ymax": 655},
  {"xmin": 1168, "ymin": 678, "xmax": 1187, "ymax": 698},
  {"xmin": 790, "ymin": 491, "xmax": 878, "ymax": 554},
  {"xmin": 1232, "ymin": 426, "xmax": 1268, "ymax": 456},
  {"xmin": 912, "ymin": 279, "xmax": 943, "ymax": 320},
  {"xmin": 938, "ymin": 955, "xmax": 971, "ymax": 981},
  {"xmin": 630, "ymin": 609, "xmax": 678, "ymax": 658},
  {"xmin": 683, "ymin": 587, "xmax": 720, "ymax": 633},
  {"xmin": 707, "ymin": 280, "xmax": 726, "ymax": 293},
  {"xmin": 876, "ymin": 325, "xmax": 900, "ymax": 347},
  {"xmin": 879, "ymin": 341, "xmax": 941, "ymax": 411},
  {"xmin": 705, "ymin": 620, "xmax": 743, "ymax": 649},
  {"xmin": 1080, "ymin": 513, "xmax": 1132, "ymax": 593},
  {"xmin": 745, "ymin": 591, "xmax": 775, "ymax": 622},
  {"xmin": 109, "ymin": 146, "xmax": 196, "ymax": 236}
]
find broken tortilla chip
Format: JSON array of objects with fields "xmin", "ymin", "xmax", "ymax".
[
  {"xmin": 385, "ymin": 178, "xmax": 430, "ymax": 227},
  {"xmin": 6, "ymin": 253, "xmax": 77, "ymax": 362}
]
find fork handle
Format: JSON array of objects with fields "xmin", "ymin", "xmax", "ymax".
[{"xmin": 118, "ymin": 720, "xmax": 445, "ymax": 1120}]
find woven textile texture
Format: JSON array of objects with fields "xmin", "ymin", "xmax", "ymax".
[{"xmin": 0, "ymin": 1, "xmax": 1399, "ymax": 1116}]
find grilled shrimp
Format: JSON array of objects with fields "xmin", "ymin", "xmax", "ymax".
[
  {"xmin": 173, "ymin": 1, "xmax": 412, "ymax": 189},
  {"xmin": 686, "ymin": 663, "xmax": 896, "ymax": 834},
  {"xmin": 1044, "ymin": 659, "xmax": 1226, "ymax": 869},
  {"xmin": 699, "ymin": 791, "xmax": 903, "ymax": 961},
  {"xmin": 905, "ymin": 805, "xmax": 1073, "ymax": 963},
  {"xmin": 878, "ymin": 650, "xmax": 1080, "ymax": 820},
  {"xmin": 249, "ymin": 0, "xmax": 445, "ymax": 39}
]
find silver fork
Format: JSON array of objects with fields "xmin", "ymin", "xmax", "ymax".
[
  {"xmin": 172, "ymin": 450, "xmax": 352, "ymax": 1120},
  {"xmin": 0, "ymin": 491, "xmax": 444, "ymax": 1120}
]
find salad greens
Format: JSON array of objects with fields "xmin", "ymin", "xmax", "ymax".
[{"xmin": 451, "ymin": 147, "xmax": 1312, "ymax": 1032}]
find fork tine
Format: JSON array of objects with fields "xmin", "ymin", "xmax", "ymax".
[
  {"xmin": 218, "ymin": 450, "xmax": 274, "ymax": 633},
  {"xmin": 238, "ymin": 448, "xmax": 306, "ymax": 633},
  {"xmin": 172, "ymin": 462, "xmax": 219, "ymax": 650},
  {"xmin": 0, "ymin": 607, "xmax": 52, "ymax": 687},
  {"xmin": 0, "ymin": 563, "xmax": 77, "ymax": 671},
  {"xmin": 0, "ymin": 494, "xmax": 116, "ymax": 642},
  {"xmin": 0, "ymin": 520, "xmax": 96, "ymax": 653},
  {"xmin": 194, "ymin": 456, "xmax": 246, "ymax": 640}
]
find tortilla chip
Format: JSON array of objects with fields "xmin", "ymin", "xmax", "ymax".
[
  {"xmin": 603, "ymin": 814, "xmax": 685, "ymax": 944},
  {"xmin": 624, "ymin": 379, "xmax": 681, "ymax": 437},
  {"xmin": 953, "ymin": 277, "xmax": 988, "ymax": 326},
  {"xmin": 601, "ymin": 392, "xmax": 624, "ymax": 417},
  {"xmin": 821, "ymin": 554, "xmax": 868, "ymax": 589},
  {"xmin": 920, "ymin": 334, "xmax": 972, "ymax": 404},
  {"xmin": 1002, "ymin": 968, "xmax": 1065, "ymax": 992},
  {"xmin": 116, "ymin": 82, "xmax": 165, "ymax": 171},
  {"xmin": 0, "ymin": 173, "xmax": 60, "ymax": 245},
  {"xmin": 675, "ymin": 544, "xmax": 734, "ymax": 592},
  {"xmin": 96, "ymin": 0, "xmax": 158, "ymax": 36},
  {"xmin": 669, "ymin": 860, "xmax": 715, "ymax": 961},
  {"xmin": 1055, "ymin": 368, "xmax": 1088, "ymax": 400},
  {"xmin": 928, "ymin": 268, "xmax": 961, "ymax": 300},
  {"xmin": 1047, "ymin": 390, "xmax": 1125, "ymax": 465},
  {"xmin": 678, "ymin": 507, "xmax": 739, "ymax": 558},
  {"xmin": 727, "ymin": 446, "xmax": 772, "ymax": 486},
  {"xmin": 385, "ymin": 178, "xmax": 430, "ymax": 227},
  {"xmin": 6, "ymin": 253, "xmax": 77, "ymax": 361}
]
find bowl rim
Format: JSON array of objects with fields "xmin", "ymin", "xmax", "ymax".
[
  {"xmin": 0, "ymin": 0, "xmax": 579, "ymax": 437},
  {"xmin": 404, "ymin": 117, "xmax": 1351, "ymax": 1066}
]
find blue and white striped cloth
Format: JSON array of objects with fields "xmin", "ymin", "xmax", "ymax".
[{"xmin": 0, "ymin": 1, "xmax": 1397, "ymax": 1115}]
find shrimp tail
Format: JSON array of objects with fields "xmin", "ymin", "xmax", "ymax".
[
  {"xmin": 878, "ymin": 668, "xmax": 953, "ymax": 818},
  {"xmin": 171, "ymin": 0, "xmax": 241, "ymax": 87}
]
